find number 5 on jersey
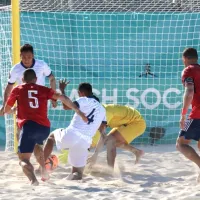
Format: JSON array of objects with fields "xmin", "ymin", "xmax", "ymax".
[{"xmin": 28, "ymin": 90, "xmax": 39, "ymax": 108}]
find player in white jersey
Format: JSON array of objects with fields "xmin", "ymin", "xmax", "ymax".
[
  {"xmin": 43, "ymin": 81, "xmax": 106, "ymax": 180},
  {"xmin": 0, "ymin": 44, "xmax": 57, "ymax": 115}
]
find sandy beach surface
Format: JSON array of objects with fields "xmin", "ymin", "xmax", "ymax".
[{"xmin": 0, "ymin": 144, "xmax": 200, "ymax": 200}]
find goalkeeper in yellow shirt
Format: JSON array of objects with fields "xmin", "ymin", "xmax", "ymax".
[{"xmin": 89, "ymin": 104, "xmax": 146, "ymax": 168}]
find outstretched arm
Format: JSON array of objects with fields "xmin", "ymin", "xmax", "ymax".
[
  {"xmin": 48, "ymin": 74, "xmax": 57, "ymax": 108},
  {"xmin": 94, "ymin": 123, "xmax": 107, "ymax": 154},
  {"xmin": 59, "ymin": 79, "xmax": 71, "ymax": 110},
  {"xmin": 87, "ymin": 123, "xmax": 107, "ymax": 168},
  {"xmin": 52, "ymin": 92, "xmax": 87, "ymax": 123}
]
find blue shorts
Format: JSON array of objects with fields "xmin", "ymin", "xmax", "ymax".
[
  {"xmin": 18, "ymin": 120, "xmax": 50, "ymax": 153},
  {"xmin": 179, "ymin": 119, "xmax": 200, "ymax": 141}
]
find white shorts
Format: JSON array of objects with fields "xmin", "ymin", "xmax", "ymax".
[{"xmin": 53, "ymin": 128, "xmax": 90, "ymax": 168}]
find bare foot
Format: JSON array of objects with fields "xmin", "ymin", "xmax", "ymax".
[
  {"xmin": 66, "ymin": 172, "xmax": 82, "ymax": 180},
  {"xmin": 41, "ymin": 168, "xmax": 50, "ymax": 182},
  {"xmin": 31, "ymin": 180, "xmax": 39, "ymax": 186},
  {"xmin": 21, "ymin": 161, "xmax": 38, "ymax": 184},
  {"xmin": 135, "ymin": 150, "xmax": 145, "ymax": 164}
]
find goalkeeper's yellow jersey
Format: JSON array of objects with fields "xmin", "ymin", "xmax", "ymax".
[{"xmin": 102, "ymin": 104, "xmax": 143, "ymax": 128}]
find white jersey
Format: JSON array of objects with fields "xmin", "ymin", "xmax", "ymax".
[
  {"xmin": 8, "ymin": 59, "xmax": 52, "ymax": 86},
  {"xmin": 68, "ymin": 97, "xmax": 106, "ymax": 144}
]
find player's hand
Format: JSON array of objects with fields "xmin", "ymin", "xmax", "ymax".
[
  {"xmin": 0, "ymin": 106, "xmax": 4, "ymax": 116},
  {"xmin": 59, "ymin": 79, "xmax": 70, "ymax": 93},
  {"xmin": 51, "ymin": 99, "xmax": 57, "ymax": 108},
  {"xmin": 180, "ymin": 115, "xmax": 186, "ymax": 130},
  {"xmin": 87, "ymin": 154, "xmax": 98, "ymax": 170}
]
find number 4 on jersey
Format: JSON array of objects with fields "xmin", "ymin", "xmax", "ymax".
[{"xmin": 87, "ymin": 109, "xmax": 95, "ymax": 124}]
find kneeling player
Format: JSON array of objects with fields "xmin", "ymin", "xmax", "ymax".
[
  {"xmin": 43, "ymin": 82, "xmax": 106, "ymax": 180},
  {"xmin": 4, "ymin": 69, "xmax": 86, "ymax": 185},
  {"xmin": 88, "ymin": 104, "xmax": 146, "ymax": 168}
]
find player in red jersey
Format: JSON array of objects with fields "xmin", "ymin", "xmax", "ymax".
[
  {"xmin": 4, "ymin": 69, "xmax": 87, "ymax": 186},
  {"xmin": 176, "ymin": 48, "xmax": 200, "ymax": 182}
]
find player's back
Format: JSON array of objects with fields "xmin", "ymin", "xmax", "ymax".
[
  {"xmin": 16, "ymin": 83, "xmax": 54, "ymax": 128},
  {"xmin": 103, "ymin": 104, "xmax": 143, "ymax": 128},
  {"xmin": 69, "ymin": 97, "xmax": 106, "ymax": 139},
  {"xmin": 182, "ymin": 64, "xmax": 200, "ymax": 118}
]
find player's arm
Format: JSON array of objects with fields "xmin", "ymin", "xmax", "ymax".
[
  {"xmin": 182, "ymin": 82, "xmax": 194, "ymax": 113},
  {"xmin": 48, "ymin": 74, "xmax": 56, "ymax": 91},
  {"xmin": 94, "ymin": 123, "xmax": 107, "ymax": 153},
  {"xmin": 59, "ymin": 79, "xmax": 71, "ymax": 110},
  {"xmin": 0, "ymin": 69, "xmax": 17, "ymax": 115},
  {"xmin": 4, "ymin": 88, "xmax": 18, "ymax": 114},
  {"xmin": 180, "ymin": 83, "xmax": 194, "ymax": 129},
  {"xmin": 51, "ymin": 92, "xmax": 87, "ymax": 122},
  {"xmin": 43, "ymin": 62, "xmax": 57, "ymax": 107},
  {"xmin": 2, "ymin": 84, "xmax": 14, "ymax": 106},
  {"xmin": 180, "ymin": 69, "xmax": 194, "ymax": 129},
  {"xmin": 87, "ymin": 122, "xmax": 107, "ymax": 168},
  {"xmin": 43, "ymin": 62, "xmax": 56, "ymax": 91}
]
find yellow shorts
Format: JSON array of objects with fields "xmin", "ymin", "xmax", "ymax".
[
  {"xmin": 91, "ymin": 118, "xmax": 146, "ymax": 147},
  {"xmin": 109, "ymin": 118, "xmax": 146, "ymax": 144}
]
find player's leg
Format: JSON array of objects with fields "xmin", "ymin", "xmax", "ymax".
[
  {"xmin": 29, "ymin": 121, "xmax": 50, "ymax": 181},
  {"xmin": 35, "ymin": 132, "xmax": 56, "ymax": 175},
  {"xmin": 106, "ymin": 129, "xmax": 144, "ymax": 165},
  {"xmin": 176, "ymin": 119, "xmax": 200, "ymax": 168},
  {"xmin": 66, "ymin": 166, "xmax": 85, "ymax": 180},
  {"xmin": 66, "ymin": 139, "xmax": 89, "ymax": 180},
  {"xmin": 43, "ymin": 132, "xmax": 56, "ymax": 161},
  {"xmin": 34, "ymin": 144, "xmax": 49, "ymax": 181},
  {"xmin": 18, "ymin": 121, "xmax": 39, "ymax": 185},
  {"xmin": 43, "ymin": 128, "xmax": 71, "ymax": 161},
  {"xmin": 117, "ymin": 143, "xmax": 145, "ymax": 164},
  {"xmin": 107, "ymin": 119, "xmax": 146, "ymax": 164},
  {"xmin": 49, "ymin": 128, "xmax": 86, "ymax": 179},
  {"xmin": 105, "ymin": 134, "xmax": 117, "ymax": 168},
  {"xmin": 18, "ymin": 153, "xmax": 38, "ymax": 185}
]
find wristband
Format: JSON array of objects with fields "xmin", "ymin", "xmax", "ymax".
[{"xmin": 181, "ymin": 108, "xmax": 187, "ymax": 115}]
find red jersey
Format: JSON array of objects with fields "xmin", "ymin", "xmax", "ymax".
[
  {"xmin": 182, "ymin": 64, "xmax": 200, "ymax": 119},
  {"xmin": 6, "ymin": 83, "xmax": 55, "ymax": 128}
]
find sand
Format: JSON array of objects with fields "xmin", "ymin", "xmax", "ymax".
[{"xmin": 0, "ymin": 144, "xmax": 200, "ymax": 200}]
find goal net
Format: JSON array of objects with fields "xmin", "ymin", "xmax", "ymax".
[
  {"xmin": 0, "ymin": 2, "xmax": 12, "ymax": 150},
  {"xmin": 1, "ymin": 0, "xmax": 200, "ymax": 151}
]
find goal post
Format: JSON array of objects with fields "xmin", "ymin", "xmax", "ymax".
[
  {"xmin": 0, "ymin": 0, "xmax": 20, "ymax": 151},
  {"xmin": 11, "ymin": 0, "xmax": 20, "ymax": 153},
  {"xmin": 1, "ymin": 0, "xmax": 200, "ymax": 151}
]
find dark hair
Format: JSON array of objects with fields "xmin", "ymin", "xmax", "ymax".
[
  {"xmin": 78, "ymin": 82, "xmax": 93, "ymax": 96},
  {"xmin": 183, "ymin": 48, "xmax": 198, "ymax": 59},
  {"xmin": 23, "ymin": 69, "xmax": 36, "ymax": 83},
  {"xmin": 20, "ymin": 44, "xmax": 34, "ymax": 54},
  {"xmin": 92, "ymin": 95, "xmax": 100, "ymax": 102}
]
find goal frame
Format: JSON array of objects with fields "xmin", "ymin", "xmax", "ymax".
[{"xmin": 11, "ymin": 0, "xmax": 20, "ymax": 152}]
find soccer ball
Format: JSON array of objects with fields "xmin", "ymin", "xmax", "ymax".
[{"xmin": 45, "ymin": 155, "xmax": 59, "ymax": 171}]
